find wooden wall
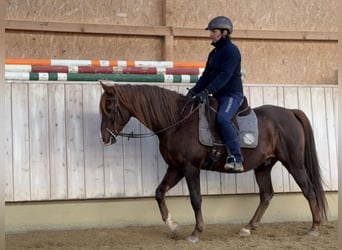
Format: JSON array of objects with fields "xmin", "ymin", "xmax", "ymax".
[
  {"xmin": 5, "ymin": 0, "xmax": 338, "ymax": 84},
  {"xmin": 3, "ymin": 1, "xmax": 338, "ymax": 202},
  {"xmin": 4, "ymin": 82, "xmax": 338, "ymax": 201}
]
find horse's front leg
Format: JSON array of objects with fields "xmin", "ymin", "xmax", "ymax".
[
  {"xmin": 155, "ymin": 166, "xmax": 184, "ymax": 234},
  {"xmin": 184, "ymin": 166, "xmax": 203, "ymax": 243}
]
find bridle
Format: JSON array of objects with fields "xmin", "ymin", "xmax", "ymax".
[{"xmin": 103, "ymin": 96, "xmax": 200, "ymax": 142}]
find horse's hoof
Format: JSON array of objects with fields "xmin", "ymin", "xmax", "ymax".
[
  {"xmin": 187, "ymin": 235, "xmax": 199, "ymax": 243},
  {"xmin": 307, "ymin": 230, "xmax": 319, "ymax": 237},
  {"xmin": 171, "ymin": 229, "xmax": 180, "ymax": 240},
  {"xmin": 239, "ymin": 227, "xmax": 251, "ymax": 237}
]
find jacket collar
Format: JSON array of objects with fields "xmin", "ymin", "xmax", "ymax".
[{"xmin": 211, "ymin": 37, "xmax": 229, "ymax": 48}]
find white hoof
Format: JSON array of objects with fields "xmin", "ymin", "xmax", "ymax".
[
  {"xmin": 307, "ymin": 230, "xmax": 319, "ymax": 237},
  {"xmin": 165, "ymin": 213, "xmax": 178, "ymax": 232},
  {"xmin": 239, "ymin": 227, "xmax": 251, "ymax": 237},
  {"xmin": 187, "ymin": 235, "xmax": 199, "ymax": 243}
]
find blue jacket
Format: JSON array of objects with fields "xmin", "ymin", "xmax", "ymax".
[{"xmin": 191, "ymin": 37, "xmax": 243, "ymax": 99}]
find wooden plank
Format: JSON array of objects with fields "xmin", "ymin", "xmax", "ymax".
[
  {"xmin": 65, "ymin": 85, "xmax": 85, "ymax": 199},
  {"xmin": 5, "ymin": 20, "xmax": 170, "ymax": 36},
  {"xmin": 232, "ymin": 30, "xmax": 338, "ymax": 41},
  {"xmin": 331, "ymin": 87, "xmax": 338, "ymax": 190},
  {"xmin": 103, "ymin": 136, "xmax": 125, "ymax": 197},
  {"xmin": 122, "ymin": 118, "xmax": 143, "ymax": 197},
  {"xmin": 11, "ymin": 84, "xmax": 30, "ymax": 200},
  {"xmin": 324, "ymin": 87, "xmax": 338, "ymax": 190},
  {"xmin": 297, "ymin": 87, "xmax": 313, "ymax": 124},
  {"xmin": 28, "ymin": 84, "xmax": 50, "ymax": 199},
  {"xmin": 48, "ymin": 84, "xmax": 67, "ymax": 199},
  {"xmin": 162, "ymin": 0, "xmax": 175, "ymax": 60},
  {"xmin": 198, "ymin": 172, "xmax": 207, "ymax": 195},
  {"xmin": 140, "ymin": 126, "xmax": 160, "ymax": 197},
  {"xmin": 162, "ymin": 0, "xmax": 174, "ymax": 26},
  {"xmin": 4, "ymin": 83, "xmax": 14, "ymax": 201},
  {"xmin": 163, "ymin": 35, "xmax": 174, "ymax": 61},
  {"xmin": 172, "ymin": 27, "xmax": 338, "ymax": 41},
  {"xmin": 206, "ymin": 172, "xmax": 221, "ymax": 195},
  {"xmin": 333, "ymin": 88, "xmax": 338, "ymax": 139},
  {"xmin": 310, "ymin": 87, "xmax": 331, "ymax": 190},
  {"xmin": 83, "ymin": 84, "xmax": 105, "ymax": 198},
  {"xmin": 0, "ymin": 10, "xmax": 5, "ymax": 250},
  {"xmin": 5, "ymin": 20, "xmax": 338, "ymax": 41}
]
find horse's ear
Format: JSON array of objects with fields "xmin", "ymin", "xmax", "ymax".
[{"xmin": 99, "ymin": 81, "xmax": 111, "ymax": 92}]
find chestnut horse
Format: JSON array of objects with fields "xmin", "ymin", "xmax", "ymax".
[{"xmin": 99, "ymin": 82, "xmax": 327, "ymax": 243}]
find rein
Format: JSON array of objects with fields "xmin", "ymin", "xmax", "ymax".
[{"xmin": 106, "ymin": 98, "xmax": 199, "ymax": 140}]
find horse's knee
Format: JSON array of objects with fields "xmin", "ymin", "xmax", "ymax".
[
  {"xmin": 155, "ymin": 187, "xmax": 163, "ymax": 203},
  {"xmin": 190, "ymin": 195, "xmax": 202, "ymax": 210}
]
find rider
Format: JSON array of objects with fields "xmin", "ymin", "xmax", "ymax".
[{"xmin": 187, "ymin": 16, "xmax": 244, "ymax": 172}]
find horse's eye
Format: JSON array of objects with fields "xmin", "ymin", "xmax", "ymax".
[{"xmin": 105, "ymin": 108, "xmax": 112, "ymax": 113}]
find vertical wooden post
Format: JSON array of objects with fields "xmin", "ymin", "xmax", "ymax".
[
  {"xmin": 0, "ymin": 0, "xmax": 6, "ymax": 248},
  {"xmin": 163, "ymin": 34, "xmax": 174, "ymax": 61},
  {"xmin": 162, "ymin": 0, "xmax": 174, "ymax": 61}
]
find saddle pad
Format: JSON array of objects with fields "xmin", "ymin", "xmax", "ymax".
[
  {"xmin": 236, "ymin": 110, "xmax": 258, "ymax": 148},
  {"xmin": 198, "ymin": 104, "xmax": 215, "ymax": 146},
  {"xmin": 198, "ymin": 104, "xmax": 259, "ymax": 148}
]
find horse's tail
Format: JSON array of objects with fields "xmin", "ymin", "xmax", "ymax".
[{"xmin": 292, "ymin": 109, "xmax": 328, "ymax": 220}]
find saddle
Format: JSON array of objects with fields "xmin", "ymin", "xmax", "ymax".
[{"xmin": 199, "ymin": 96, "xmax": 259, "ymax": 148}]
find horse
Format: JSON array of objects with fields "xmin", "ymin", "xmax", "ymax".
[{"xmin": 99, "ymin": 82, "xmax": 327, "ymax": 243}]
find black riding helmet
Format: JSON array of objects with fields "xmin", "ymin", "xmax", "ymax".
[{"xmin": 205, "ymin": 16, "xmax": 233, "ymax": 34}]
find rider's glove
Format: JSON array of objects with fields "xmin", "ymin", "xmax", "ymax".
[{"xmin": 195, "ymin": 89, "xmax": 209, "ymax": 104}]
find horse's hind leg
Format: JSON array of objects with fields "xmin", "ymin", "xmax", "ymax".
[
  {"xmin": 240, "ymin": 162, "xmax": 274, "ymax": 237},
  {"xmin": 155, "ymin": 166, "xmax": 184, "ymax": 233},
  {"xmin": 287, "ymin": 167, "xmax": 322, "ymax": 236}
]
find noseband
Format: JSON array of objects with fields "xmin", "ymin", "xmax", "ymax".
[{"xmin": 105, "ymin": 127, "xmax": 119, "ymax": 142}]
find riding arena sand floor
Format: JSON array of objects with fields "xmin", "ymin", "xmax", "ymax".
[{"xmin": 6, "ymin": 220, "xmax": 337, "ymax": 249}]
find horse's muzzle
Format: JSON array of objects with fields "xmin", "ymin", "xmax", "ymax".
[{"xmin": 101, "ymin": 128, "xmax": 118, "ymax": 145}]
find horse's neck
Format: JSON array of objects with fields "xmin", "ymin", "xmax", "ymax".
[
  {"xmin": 121, "ymin": 86, "xmax": 181, "ymax": 132},
  {"xmin": 125, "ymin": 99, "xmax": 166, "ymax": 132}
]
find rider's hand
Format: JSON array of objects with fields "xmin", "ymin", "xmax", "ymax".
[{"xmin": 195, "ymin": 89, "xmax": 209, "ymax": 104}]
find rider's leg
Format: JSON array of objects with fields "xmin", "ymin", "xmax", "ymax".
[{"xmin": 216, "ymin": 96, "xmax": 244, "ymax": 172}]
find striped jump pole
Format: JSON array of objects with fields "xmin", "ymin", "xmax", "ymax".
[
  {"xmin": 5, "ymin": 65, "xmax": 204, "ymax": 75},
  {"xmin": 5, "ymin": 58, "xmax": 206, "ymax": 68},
  {"xmin": 5, "ymin": 72, "xmax": 200, "ymax": 83}
]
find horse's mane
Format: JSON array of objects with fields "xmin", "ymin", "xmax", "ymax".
[{"xmin": 101, "ymin": 84, "xmax": 183, "ymax": 129}]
